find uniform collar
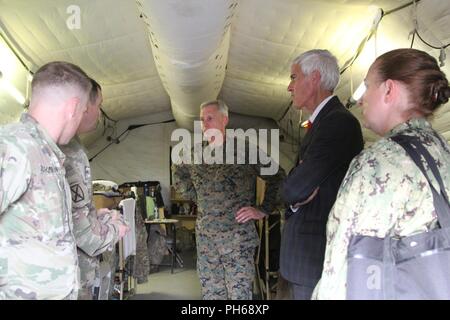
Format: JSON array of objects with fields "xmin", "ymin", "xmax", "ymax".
[
  {"xmin": 20, "ymin": 113, "xmax": 66, "ymax": 164},
  {"xmin": 68, "ymin": 135, "xmax": 83, "ymax": 148},
  {"xmin": 63, "ymin": 135, "xmax": 85, "ymax": 154},
  {"xmin": 386, "ymin": 117, "xmax": 431, "ymax": 138}
]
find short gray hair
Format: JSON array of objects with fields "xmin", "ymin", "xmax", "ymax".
[
  {"xmin": 199, "ymin": 99, "xmax": 229, "ymax": 117},
  {"xmin": 293, "ymin": 49, "xmax": 340, "ymax": 92}
]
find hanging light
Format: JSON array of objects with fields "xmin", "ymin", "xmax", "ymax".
[
  {"xmin": 0, "ymin": 70, "xmax": 26, "ymax": 105},
  {"xmin": 352, "ymin": 82, "xmax": 366, "ymax": 102},
  {"xmin": 346, "ymin": 81, "xmax": 366, "ymax": 108}
]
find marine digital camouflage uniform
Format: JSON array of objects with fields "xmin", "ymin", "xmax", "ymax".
[
  {"xmin": 313, "ymin": 118, "xmax": 450, "ymax": 299},
  {"xmin": 0, "ymin": 113, "xmax": 79, "ymax": 300},
  {"xmin": 172, "ymin": 137, "xmax": 285, "ymax": 299},
  {"xmin": 61, "ymin": 137, "xmax": 122, "ymax": 300}
]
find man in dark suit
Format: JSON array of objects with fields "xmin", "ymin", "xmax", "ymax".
[{"xmin": 279, "ymin": 49, "xmax": 364, "ymax": 299}]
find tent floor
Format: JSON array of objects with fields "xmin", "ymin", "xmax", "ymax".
[{"xmin": 130, "ymin": 249, "xmax": 201, "ymax": 300}]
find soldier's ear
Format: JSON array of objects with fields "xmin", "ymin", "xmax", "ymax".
[{"xmin": 65, "ymin": 97, "xmax": 80, "ymax": 119}]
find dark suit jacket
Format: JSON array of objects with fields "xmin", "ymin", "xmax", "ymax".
[{"xmin": 279, "ymin": 96, "xmax": 364, "ymax": 287}]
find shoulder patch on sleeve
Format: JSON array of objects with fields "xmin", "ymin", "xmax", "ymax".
[{"xmin": 70, "ymin": 183, "xmax": 87, "ymax": 205}]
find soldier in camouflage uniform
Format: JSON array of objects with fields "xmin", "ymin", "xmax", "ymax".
[
  {"xmin": 60, "ymin": 79, "xmax": 129, "ymax": 300},
  {"xmin": 0, "ymin": 61, "xmax": 92, "ymax": 299},
  {"xmin": 313, "ymin": 49, "xmax": 450, "ymax": 299},
  {"xmin": 172, "ymin": 100, "xmax": 285, "ymax": 300}
]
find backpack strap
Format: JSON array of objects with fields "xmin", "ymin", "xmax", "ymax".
[{"xmin": 391, "ymin": 135, "xmax": 450, "ymax": 228}]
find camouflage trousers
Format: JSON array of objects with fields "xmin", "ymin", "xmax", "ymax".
[
  {"xmin": 77, "ymin": 249, "xmax": 117, "ymax": 300},
  {"xmin": 77, "ymin": 250, "xmax": 99, "ymax": 300},
  {"xmin": 98, "ymin": 249, "xmax": 117, "ymax": 300},
  {"xmin": 197, "ymin": 240, "xmax": 255, "ymax": 300}
]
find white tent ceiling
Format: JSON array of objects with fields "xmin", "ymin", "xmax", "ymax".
[{"xmin": 0, "ymin": 0, "xmax": 449, "ymax": 147}]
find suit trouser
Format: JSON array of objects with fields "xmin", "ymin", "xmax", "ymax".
[
  {"xmin": 290, "ymin": 282, "xmax": 314, "ymax": 300},
  {"xmin": 197, "ymin": 242, "xmax": 255, "ymax": 300}
]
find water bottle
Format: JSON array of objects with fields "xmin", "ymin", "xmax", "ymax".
[{"xmin": 154, "ymin": 206, "xmax": 159, "ymax": 220}]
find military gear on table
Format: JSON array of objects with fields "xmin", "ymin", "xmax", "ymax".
[
  {"xmin": 0, "ymin": 113, "xmax": 78, "ymax": 300},
  {"xmin": 172, "ymin": 137, "xmax": 285, "ymax": 299},
  {"xmin": 61, "ymin": 137, "xmax": 123, "ymax": 300}
]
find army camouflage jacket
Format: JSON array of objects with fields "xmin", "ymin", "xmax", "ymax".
[
  {"xmin": 61, "ymin": 137, "xmax": 121, "ymax": 256},
  {"xmin": 60, "ymin": 137, "xmax": 121, "ymax": 289},
  {"xmin": 0, "ymin": 113, "xmax": 78, "ymax": 300},
  {"xmin": 313, "ymin": 118, "xmax": 450, "ymax": 299},
  {"xmin": 172, "ymin": 137, "xmax": 285, "ymax": 249}
]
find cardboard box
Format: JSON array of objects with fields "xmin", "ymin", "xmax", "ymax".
[{"xmin": 93, "ymin": 194, "xmax": 123, "ymax": 210}]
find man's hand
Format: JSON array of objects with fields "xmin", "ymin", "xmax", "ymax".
[
  {"xmin": 109, "ymin": 209, "xmax": 122, "ymax": 221},
  {"xmin": 235, "ymin": 206, "xmax": 266, "ymax": 223},
  {"xmin": 97, "ymin": 208, "xmax": 111, "ymax": 217},
  {"xmin": 117, "ymin": 222, "xmax": 130, "ymax": 239}
]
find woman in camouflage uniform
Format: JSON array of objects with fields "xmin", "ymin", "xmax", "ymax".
[{"xmin": 314, "ymin": 48, "xmax": 450, "ymax": 299}]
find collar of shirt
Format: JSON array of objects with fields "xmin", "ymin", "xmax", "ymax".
[
  {"xmin": 62, "ymin": 136, "xmax": 86, "ymax": 160},
  {"xmin": 73, "ymin": 135, "xmax": 87, "ymax": 153},
  {"xmin": 386, "ymin": 117, "xmax": 431, "ymax": 138},
  {"xmin": 20, "ymin": 112, "xmax": 66, "ymax": 165},
  {"xmin": 309, "ymin": 95, "xmax": 335, "ymax": 124}
]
